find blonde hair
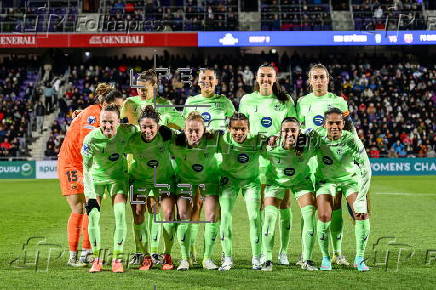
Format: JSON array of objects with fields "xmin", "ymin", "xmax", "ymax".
[
  {"xmin": 307, "ymin": 63, "xmax": 331, "ymax": 91},
  {"xmin": 95, "ymin": 82, "xmax": 113, "ymax": 103},
  {"xmin": 185, "ymin": 111, "xmax": 205, "ymax": 124}
]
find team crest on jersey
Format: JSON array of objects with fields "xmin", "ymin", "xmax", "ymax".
[
  {"xmin": 192, "ymin": 164, "xmax": 204, "ymax": 172},
  {"xmin": 261, "ymin": 117, "xmax": 272, "ymax": 128},
  {"xmin": 322, "ymin": 156, "xmax": 333, "ymax": 165},
  {"xmin": 147, "ymin": 160, "xmax": 159, "ymax": 168},
  {"xmin": 71, "ymin": 183, "xmax": 78, "ymax": 189},
  {"xmin": 273, "ymin": 104, "xmax": 284, "ymax": 111},
  {"xmin": 313, "ymin": 115, "xmax": 324, "ymax": 126},
  {"xmin": 237, "ymin": 153, "xmax": 249, "ymax": 163},
  {"xmin": 283, "ymin": 168, "xmax": 295, "ymax": 176},
  {"xmin": 108, "ymin": 153, "xmax": 120, "ymax": 161},
  {"xmin": 220, "ymin": 176, "xmax": 229, "ymax": 185},
  {"xmin": 201, "ymin": 112, "xmax": 211, "ymax": 122}
]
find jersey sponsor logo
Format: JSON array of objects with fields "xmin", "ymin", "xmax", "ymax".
[
  {"xmin": 87, "ymin": 116, "xmax": 96, "ymax": 125},
  {"xmin": 313, "ymin": 115, "xmax": 324, "ymax": 126},
  {"xmin": 283, "ymin": 168, "xmax": 295, "ymax": 176},
  {"xmin": 192, "ymin": 164, "xmax": 204, "ymax": 172},
  {"xmin": 108, "ymin": 153, "xmax": 120, "ymax": 161},
  {"xmin": 261, "ymin": 117, "xmax": 272, "ymax": 128},
  {"xmin": 322, "ymin": 156, "xmax": 333, "ymax": 165},
  {"xmin": 201, "ymin": 112, "xmax": 211, "ymax": 122},
  {"xmin": 237, "ymin": 153, "xmax": 249, "ymax": 163},
  {"xmin": 147, "ymin": 160, "xmax": 159, "ymax": 168}
]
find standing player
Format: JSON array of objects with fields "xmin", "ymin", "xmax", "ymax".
[
  {"xmin": 121, "ymin": 69, "xmax": 184, "ymax": 128},
  {"xmin": 311, "ymin": 108, "xmax": 370, "ymax": 271},
  {"xmin": 170, "ymin": 112, "xmax": 221, "ymax": 271},
  {"xmin": 239, "ymin": 64, "xmax": 297, "ymax": 265},
  {"xmin": 122, "ymin": 69, "xmax": 184, "ymax": 265},
  {"xmin": 218, "ymin": 112, "xmax": 264, "ymax": 271},
  {"xmin": 125, "ymin": 106, "xmax": 176, "ymax": 271},
  {"xmin": 261, "ymin": 117, "xmax": 317, "ymax": 271},
  {"xmin": 296, "ymin": 64, "xmax": 371, "ymax": 265},
  {"xmin": 82, "ymin": 105, "xmax": 137, "ymax": 273},
  {"xmin": 182, "ymin": 68, "xmax": 235, "ymax": 264},
  {"xmin": 58, "ymin": 84, "xmax": 122, "ymax": 266}
]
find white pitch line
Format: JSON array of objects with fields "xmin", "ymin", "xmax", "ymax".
[{"xmin": 376, "ymin": 192, "xmax": 436, "ymax": 196}]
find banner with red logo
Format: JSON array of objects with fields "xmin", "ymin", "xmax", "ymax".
[{"xmin": 0, "ymin": 32, "xmax": 197, "ymax": 48}]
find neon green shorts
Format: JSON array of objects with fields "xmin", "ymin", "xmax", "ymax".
[
  {"xmin": 265, "ymin": 180, "xmax": 314, "ymax": 200},
  {"xmin": 176, "ymin": 182, "xmax": 219, "ymax": 197},
  {"xmin": 220, "ymin": 177, "xmax": 261, "ymax": 200},
  {"xmin": 316, "ymin": 178, "xmax": 359, "ymax": 197},
  {"xmin": 94, "ymin": 180, "xmax": 128, "ymax": 197},
  {"xmin": 259, "ymin": 155, "xmax": 270, "ymax": 185},
  {"xmin": 130, "ymin": 179, "xmax": 174, "ymax": 198}
]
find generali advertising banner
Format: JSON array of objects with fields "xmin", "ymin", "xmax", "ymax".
[{"xmin": 0, "ymin": 32, "xmax": 198, "ymax": 48}]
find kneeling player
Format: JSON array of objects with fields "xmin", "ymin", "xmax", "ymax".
[
  {"xmin": 170, "ymin": 112, "xmax": 221, "ymax": 270},
  {"xmin": 126, "ymin": 106, "xmax": 176, "ymax": 271},
  {"xmin": 82, "ymin": 105, "xmax": 136, "ymax": 273},
  {"xmin": 262, "ymin": 117, "xmax": 318, "ymax": 271},
  {"xmin": 312, "ymin": 108, "xmax": 370, "ymax": 271}
]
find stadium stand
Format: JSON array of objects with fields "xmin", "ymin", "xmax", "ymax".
[
  {"xmin": 1, "ymin": 0, "xmax": 432, "ymax": 32},
  {"xmin": 351, "ymin": 0, "xmax": 427, "ymax": 30},
  {"xmin": 0, "ymin": 55, "xmax": 43, "ymax": 159},
  {"xmin": 261, "ymin": 0, "xmax": 332, "ymax": 31},
  {"xmin": 44, "ymin": 50, "xmax": 435, "ymax": 158}
]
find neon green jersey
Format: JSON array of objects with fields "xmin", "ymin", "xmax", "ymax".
[
  {"xmin": 121, "ymin": 95, "xmax": 184, "ymax": 128},
  {"xmin": 296, "ymin": 92, "xmax": 348, "ymax": 129},
  {"xmin": 169, "ymin": 131, "xmax": 221, "ymax": 185},
  {"xmin": 265, "ymin": 144, "xmax": 313, "ymax": 187},
  {"xmin": 218, "ymin": 131, "xmax": 267, "ymax": 184},
  {"xmin": 239, "ymin": 91, "xmax": 296, "ymax": 136},
  {"xmin": 310, "ymin": 127, "xmax": 365, "ymax": 182},
  {"xmin": 82, "ymin": 124, "xmax": 137, "ymax": 196},
  {"xmin": 125, "ymin": 129, "xmax": 175, "ymax": 185},
  {"xmin": 182, "ymin": 94, "xmax": 235, "ymax": 131}
]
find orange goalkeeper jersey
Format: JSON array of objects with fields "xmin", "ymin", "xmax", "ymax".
[{"xmin": 58, "ymin": 104, "xmax": 102, "ymax": 168}]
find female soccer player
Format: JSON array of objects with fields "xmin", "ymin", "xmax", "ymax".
[
  {"xmin": 311, "ymin": 108, "xmax": 370, "ymax": 271},
  {"xmin": 122, "ymin": 69, "xmax": 184, "ymax": 265},
  {"xmin": 125, "ymin": 106, "xmax": 176, "ymax": 271},
  {"xmin": 239, "ymin": 64, "xmax": 297, "ymax": 265},
  {"xmin": 218, "ymin": 112, "xmax": 264, "ymax": 271},
  {"xmin": 58, "ymin": 84, "xmax": 122, "ymax": 267},
  {"xmin": 182, "ymin": 68, "xmax": 235, "ymax": 264},
  {"xmin": 82, "ymin": 105, "xmax": 137, "ymax": 273},
  {"xmin": 262, "ymin": 117, "xmax": 318, "ymax": 271},
  {"xmin": 170, "ymin": 111, "xmax": 221, "ymax": 271},
  {"xmin": 296, "ymin": 64, "xmax": 371, "ymax": 266}
]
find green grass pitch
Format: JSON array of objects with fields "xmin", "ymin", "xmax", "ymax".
[{"xmin": 1, "ymin": 176, "xmax": 436, "ymax": 289}]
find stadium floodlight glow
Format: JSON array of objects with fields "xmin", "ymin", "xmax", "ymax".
[{"xmin": 84, "ymin": 51, "xmax": 90, "ymax": 57}]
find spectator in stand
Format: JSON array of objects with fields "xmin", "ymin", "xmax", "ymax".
[{"xmin": 35, "ymin": 101, "xmax": 45, "ymax": 134}]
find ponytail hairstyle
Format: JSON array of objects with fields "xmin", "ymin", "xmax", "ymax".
[
  {"xmin": 227, "ymin": 112, "xmax": 250, "ymax": 129},
  {"xmin": 254, "ymin": 64, "xmax": 289, "ymax": 103},
  {"xmin": 138, "ymin": 105, "xmax": 160, "ymax": 124},
  {"xmin": 307, "ymin": 63, "xmax": 331, "ymax": 91},
  {"xmin": 95, "ymin": 82, "xmax": 114, "ymax": 104},
  {"xmin": 103, "ymin": 89, "xmax": 123, "ymax": 105}
]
